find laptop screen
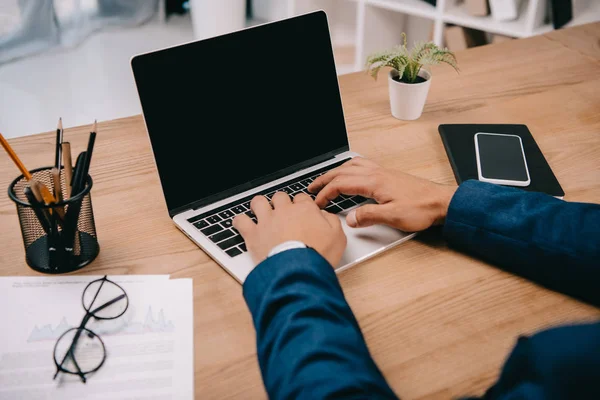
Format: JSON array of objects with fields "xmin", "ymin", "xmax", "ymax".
[{"xmin": 131, "ymin": 11, "xmax": 349, "ymax": 214}]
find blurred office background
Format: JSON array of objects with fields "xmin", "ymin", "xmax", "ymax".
[{"xmin": 1, "ymin": 0, "xmax": 598, "ymax": 138}]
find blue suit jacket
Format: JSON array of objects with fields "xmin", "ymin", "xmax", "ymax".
[{"xmin": 243, "ymin": 181, "xmax": 600, "ymax": 399}]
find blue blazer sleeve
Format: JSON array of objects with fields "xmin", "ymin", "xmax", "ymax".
[
  {"xmin": 243, "ymin": 248, "xmax": 398, "ymax": 400},
  {"xmin": 444, "ymin": 180, "xmax": 600, "ymax": 306}
]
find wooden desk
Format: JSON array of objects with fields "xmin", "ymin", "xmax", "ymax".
[{"xmin": 1, "ymin": 23, "xmax": 599, "ymax": 399}]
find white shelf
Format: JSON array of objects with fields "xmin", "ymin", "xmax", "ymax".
[
  {"xmin": 443, "ymin": 3, "xmax": 530, "ymax": 38},
  {"xmin": 365, "ymin": 0, "xmax": 437, "ymax": 20},
  {"xmin": 263, "ymin": 0, "xmax": 600, "ymax": 75}
]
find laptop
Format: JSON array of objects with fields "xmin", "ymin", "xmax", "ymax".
[{"xmin": 131, "ymin": 11, "xmax": 415, "ymax": 283}]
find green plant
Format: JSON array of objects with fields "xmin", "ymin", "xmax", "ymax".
[{"xmin": 366, "ymin": 33, "xmax": 459, "ymax": 83}]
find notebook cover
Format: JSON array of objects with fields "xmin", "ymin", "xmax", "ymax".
[{"xmin": 438, "ymin": 124, "xmax": 565, "ymax": 197}]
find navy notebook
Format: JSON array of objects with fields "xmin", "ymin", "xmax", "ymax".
[{"xmin": 438, "ymin": 124, "xmax": 565, "ymax": 197}]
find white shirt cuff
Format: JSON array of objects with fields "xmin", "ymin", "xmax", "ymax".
[{"xmin": 268, "ymin": 241, "xmax": 307, "ymax": 257}]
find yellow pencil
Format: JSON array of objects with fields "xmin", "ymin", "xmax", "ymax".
[
  {"xmin": 0, "ymin": 132, "xmax": 33, "ymax": 180},
  {"xmin": 0, "ymin": 132, "xmax": 57, "ymax": 205}
]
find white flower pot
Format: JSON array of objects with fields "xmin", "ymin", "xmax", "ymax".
[
  {"xmin": 388, "ymin": 69, "xmax": 432, "ymax": 121},
  {"xmin": 189, "ymin": 0, "xmax": 246, "ymax": 40}
]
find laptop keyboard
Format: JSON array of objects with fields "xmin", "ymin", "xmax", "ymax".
[{"xmin": 186, "ymin": 158, "xmax": 369, "ymax": 258}]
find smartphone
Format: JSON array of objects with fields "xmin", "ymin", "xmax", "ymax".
[{"xmin": 474, "ymin": 132, "xmax": 531, "ymax": 187}]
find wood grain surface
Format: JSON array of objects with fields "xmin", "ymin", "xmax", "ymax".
[{"xmin": 1, "ymin": 23, "xmax": 599, "ymax": 400}]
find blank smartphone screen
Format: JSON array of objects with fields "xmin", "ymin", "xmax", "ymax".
[{"xmin": 476, "ymin": 133, "xmax": 529, "ymax": 181}]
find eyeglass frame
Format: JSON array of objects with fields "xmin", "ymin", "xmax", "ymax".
[{"xmin": 53, "ymin": 275, "xmax": 129, "ymax": 383}]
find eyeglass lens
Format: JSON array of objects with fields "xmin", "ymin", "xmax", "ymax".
[
  {"xmin": 82, "ymin": 278, "xmax": 128, "ymax": 319},
  {"xmin": 54, "ymin": 327, "xmax": 105, "ymax": 375}
]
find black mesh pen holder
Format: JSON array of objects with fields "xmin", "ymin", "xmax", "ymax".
[{"xmin": 8, "ymin": 167, "xmax": 100, "ymax": 274}]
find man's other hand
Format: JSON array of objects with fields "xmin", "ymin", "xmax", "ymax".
[
  {"xmin": 308, "ymin": 158, "xmax": 457, "ymax": 232},
  {"xmin": 233, "ymin": 192, "xmax": 347, "ymax": 266}
]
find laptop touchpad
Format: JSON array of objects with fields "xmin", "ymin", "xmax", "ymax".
[{"xmin": 336, "ymin": 209, "xmax": 413, "ymax": 268}]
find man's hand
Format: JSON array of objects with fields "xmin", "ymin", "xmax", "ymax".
[
  {"xmin": 233, "ymin": 192, "xmax": 347, "ymax": 266},
  {"xmin": 308, "ymin": 157, "xmax": 457, "ymax": 232}
]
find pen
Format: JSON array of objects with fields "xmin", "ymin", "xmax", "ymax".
[
  {"xmin": 78, "ymin": 121, "xmax": 97, "ymax": 194},
  {"xmin": 71, "ymin": 152, "xmax": 86, "ymax": 194},
  {"xmin": 63, "ymin": 151, "xmax": 87, "ymax": 254},
  {"xmin": 62, "ymin": 142, "xmax": 73, "ymax": 198},
  {"xmin": 65, "ymin": 117, "xmax": 97, "ymax": 255},
  {"xmin": 55, "ymin": 118, "xmax": 63, "ymax": 169},
  {"xmin": 0, "ymin": 132, "xmax": 57, "ymax": 204},
  {"xmin": 48, "ymin": 209, "xmax": 59, "ymax": 270}
]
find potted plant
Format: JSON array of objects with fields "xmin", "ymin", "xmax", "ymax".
[{"xmin": 366, "ymin": 34, "xmax": 459, "ymax": 121}]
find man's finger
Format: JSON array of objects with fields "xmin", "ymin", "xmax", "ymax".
[
  {"xmin": 233, "ymin": 214, "xmax": 256, "ymax": 238},
  {"xmin": 293, "ymin": 192, "xmax": 313, "ymax": 203},
  {"xmin": 314, "ymin": 176, "xmax": 376, "ymax": 208},
  {"xmin": 251, "ymin": 195, "xmax": 272, "ymax": 221},
  {"xmin": 344, "ymin": 157, "xmax": 379, "ymax": 168},
  {"xmin": 308, "ymin": 165, "xmax": 366, "ymax": 193},
  {"xmin": 346, "ymin": 204, "xmax": 392, "ymax": 228},
  {"xmin": 272, "ymin": 191, "xmax": 292, "ymax": 209}
]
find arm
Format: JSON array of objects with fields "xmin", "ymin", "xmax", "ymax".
[
  {"xmin": 243, "ymin": 248, "xmax": 398, "ymax": 400},
  {"xmin": 234, "ymin": 193, "xmax": 398, "ymax": 400},
  {"xmin": 309, "ymin": 158, "xmax": 600, "ymax": 306},
  {"xmin": 444, "ymin": 180, "xmax": 600, "ymax": 307}
]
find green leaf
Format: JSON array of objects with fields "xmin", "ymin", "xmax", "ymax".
[
  {"xmin": 365, "ymin": 49, "xmax": 408, "ymax": 80},
  {"xmin": 365, "ymin": 32, "xmax": 459, "ymax": 81}
]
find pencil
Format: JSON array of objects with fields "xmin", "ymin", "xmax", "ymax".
[
  {"xmin": 52, "ymin": 167, "xmax": 63, "ymax": 203},
  {"xmin": 29, "ymin": 180, "xmax": 45, "ymax": 204},
  {"xmin": 31, "ymin": 180, "xmax": 65, "ymax": 221},
  {"xmin": 0, "ymin": 132, "xmax": 61, "ymax": 208},
  {"xmin": 55, "ymin": 118, "xmax": 63, "ymax": 169},
  {"xmin": 0, "ymin": 132, "xmax": 33, "ymax": 180},
  {"xmin": 62, "ymin": 142, "xmax": 73, "ymax": 198},
  {"xmin": 36, "ymin": 182, "xmax": 58, "ymax": 208}
]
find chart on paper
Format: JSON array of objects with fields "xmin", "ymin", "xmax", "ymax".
[
  {"xmin": 28, "ymin": 306, "xmax": 176, "ymax": 342},
  {"xmin": 0, "ymin": 275, "xmax": 193, "ymax": 400}
]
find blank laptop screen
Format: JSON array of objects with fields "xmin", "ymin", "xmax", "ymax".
[{"xmin": 131, "ymin": 11, "xmax": 348, "ymax": 213}]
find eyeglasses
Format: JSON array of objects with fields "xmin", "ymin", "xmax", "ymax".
[{"xmin": 53, "ymin": 276, "xmax": 129, "ymax": 383}]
